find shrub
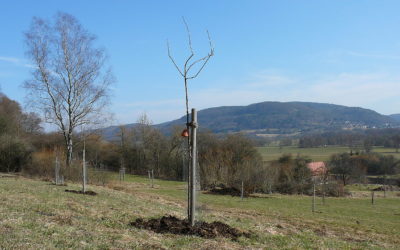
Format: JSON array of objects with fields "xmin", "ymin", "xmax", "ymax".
[
  {"xmin": 23, "ymin": 150, "xmax": 54, "ymax": 179},
  {"xmin": 273, "ymin": 154, "xmax": 313, "ymax": 195},
  {"xmin": 0, "ymin": 135, "xmax": 31, "ymax": 172},
  {"xmin": 88, "ymin": 168, "xmax": 111, "ymax": 186},
  {"xmin": 316, "ymin": 182, "xmax": 348, "ymax": 197}
]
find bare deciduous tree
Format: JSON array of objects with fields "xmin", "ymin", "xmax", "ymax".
[
  {"xmin": 168, "ymin": 18, "xmax": 214, "ymax": 226},
  {"xmin": 167, "ymin": 18, "xmax": 214, "ymax": 226},
  {"xmin": 24, "ymin": 12, "xmax": 114, "ymax": 166},
  {"xmin": 167, "ymin": 17, "xmax": 214, "ymax": 146}
]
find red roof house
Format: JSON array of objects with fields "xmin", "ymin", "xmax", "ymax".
[{"xmin": 307, "ymin": 162, "xmax": 327, "ymax": 176}]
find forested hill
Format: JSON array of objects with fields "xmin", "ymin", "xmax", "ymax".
[
  {"xmin": 101, "ymin": 101, "xmax": 399, "ymax": 139},
  {"xmin": 390, "ymin": 114, "xmax": 400, "ymax": 122},
  {"xmin": 154, "ymin": 102, "xmax": 399, "ymax": 135}
]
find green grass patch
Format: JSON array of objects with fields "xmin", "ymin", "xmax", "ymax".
[
  {"xmin": 257, "ymin": 146, "xmax": 400, "ymax": 162},
  {"xmin": 0, "ymin": 174, "xmax": 399, "ymax": 249}
]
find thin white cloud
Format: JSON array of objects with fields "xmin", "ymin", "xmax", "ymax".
[
  {"xmin": 322, "ymin": 50, "xmax": 400, "ymax": 64},
  {"xmin": 0, "ymin": 56, "xmax": 20, "ymax": 63},
  {"xmin": 118, "ymin": 99, "xmax": 182, "ymax": 108},
  {"xmin": 306, "ymin": 73, "xmax": 400, "ymax": 113},
  {"xmin": 0, "ymin": 56, "xmax": 34, "ymax": 69},
  {"xmin": 113, "ymin": 107, "xmax": 184, "ymax": 125},
  {"xmin": 114, "ymin": 70, "xmax": 400, "ymax": 125},
  {"xmin": 190, "ymin": 71, "xmax": 400, "ymax": 115},
  {"xmin": 346, "ymin": 51, "xmax": 400, "ymax": 60},
  {"xmin": 22, "ymin": 63, "xmax": 37, "ymax": 69}
]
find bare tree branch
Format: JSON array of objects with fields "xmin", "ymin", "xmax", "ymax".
[
  {"xmin": 167, "ymin": 40, "xmax": 184, "ymax": 77},
  {"xmin": 182, "ymin": 17, "xmax": 194, "ymax": 55},
  {"xmin": 167, "ymin": 20, "xmax": 214, "ymax": 219},
  {"xmin": 167, "ymin": 18, "xmax": 214, "ymax": 113}
]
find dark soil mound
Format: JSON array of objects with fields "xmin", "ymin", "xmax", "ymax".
[
  {"xmin": 49, "ymin": 183, "xmax": 67, "ymax": 186},
  {"xmin": 373, "ymin": 186, "xmax": 385, "ymax": 191},
  {"xmin": 207, "ymin": 187, "xmax": 249, "ymax": 197},
  {"xmin": 130, "ymin": 215, "xmax": 250, "ymax": 240},
  {"xmin": 65, "ymin": 189, "xmax": 97, "ymax": 196},
  {"xmin": 0, "ymin": 174, "xmax": 18, "ymax": 178},
  {"xmin": 373, "ymin": 185, "xmax": 399, "ymax": 191}
]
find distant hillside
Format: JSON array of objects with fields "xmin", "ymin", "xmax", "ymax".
[
  {"xmin": 101, "ymin": 102, "xmax": 399, "ymax": 140},
  {"xmin": 98, "ymin": 123, "xmax": 138, "ymax": 141},
  {"xmin": 156, "ymin": 102, "xmax": 398, "ymax": 135},
  {"xmin": 390, "ymin": 114, "xmax": 400, "ymax": 122}
]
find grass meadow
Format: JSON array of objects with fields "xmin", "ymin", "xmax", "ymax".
[
  {"xmin": 1, "ymin": 173, "xmax": 399, "ymax": 249},
  {"xmin": 257, "ymin": 146, "xmax": 400, "ymax": 162}
]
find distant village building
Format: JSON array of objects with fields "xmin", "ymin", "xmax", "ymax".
[{"xmin": 306, "ymin": 162, "xmax": 327, "ymax": 176}]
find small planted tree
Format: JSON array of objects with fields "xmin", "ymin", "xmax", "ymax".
[{"xmin": 167, "ymin": 17, "xmax": 214, "ymax": 226}]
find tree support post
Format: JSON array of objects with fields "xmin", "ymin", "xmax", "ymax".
[
  {"xmin": 119, "ymin": 167, "xmax": 125, "ymax": 182},
  {"xmin": 371, "ymin": 191, "xmax": 375, "ymax": 205},
  {"xmin": 241, "ymin": 181, "xmax": 244, "ymax": 201},
  {"xmin": 383, "ymin": 175, "xmax": 387, "ymax": 198},
  {"xmin": 151, "ymin": 169, "xmax": 154, "ymax": 188},
  {"xmin": 55, "ymin": 155, "xmax": 60, "ymax": 185},
  {"xmin": 189, "ymin": 108, "xmax": 197, "ymax": 226},
  {"xmin": 82, "ymin": 140, "xmax": 87, "ymax": 193},
  {"xmin": 312, "ymin": 181, "xmax": 316, "ymax": 213},
  {"xmin": 148, "ymin": 170, "xmax": 151, "ymax": 186}
]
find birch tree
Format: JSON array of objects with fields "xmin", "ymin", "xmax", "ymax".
[{"xmin": 24, "ymin": 12, "xmax": 113, "ymax": 166}]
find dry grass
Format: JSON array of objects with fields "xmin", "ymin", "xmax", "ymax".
[{"xmin": 0, "ymin": 174, "xmax": 399, "ymax": 249}]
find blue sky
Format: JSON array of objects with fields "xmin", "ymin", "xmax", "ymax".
[{"xmin": 1, "ymin": 0, "xmax": 400, "ymax": 126}]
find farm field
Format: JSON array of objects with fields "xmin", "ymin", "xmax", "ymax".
[
  {"xmin": 1, "ymin": 174, "xmax": 399, "ymax": 249},
  {"xmin": 257, "ymin": 146, "xmax": 400, "ymax": 162}
]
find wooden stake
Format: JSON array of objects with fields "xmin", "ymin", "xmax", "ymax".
[
  {"xmin": 241, "ymin": 181, "xmax": 244, "ymax": 201},
  {"xmin": 55, "ymin": 155, "xmax": 60, "ymax": 185},
  {"xmin": 148, "ymin": 170, "xmax": 151, "ymax": 186},
  {"xmin": 189, "ymin": 108, "xmax": 197, "ymax": 226},
  {"xmin": 151, "ymin": 169, "xmax": 154, "ymax": 188},
  {"xmin": 312, "ymin": 182, "xmax": 316, "ymax": 212},
  {"xmin": 383, "ymin": 176, "xmax": 387, "ymax": 198},
  {"xmin": 82, "ymin": 139, "xmax": 87, "ymax": 193},
  {"xmin": 119, "ymin": 168, "xmax": 125, "ymax": 182},
  {"xmin": 371, "ymin": 191, "xmax": 375, "ymax": 205}
]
